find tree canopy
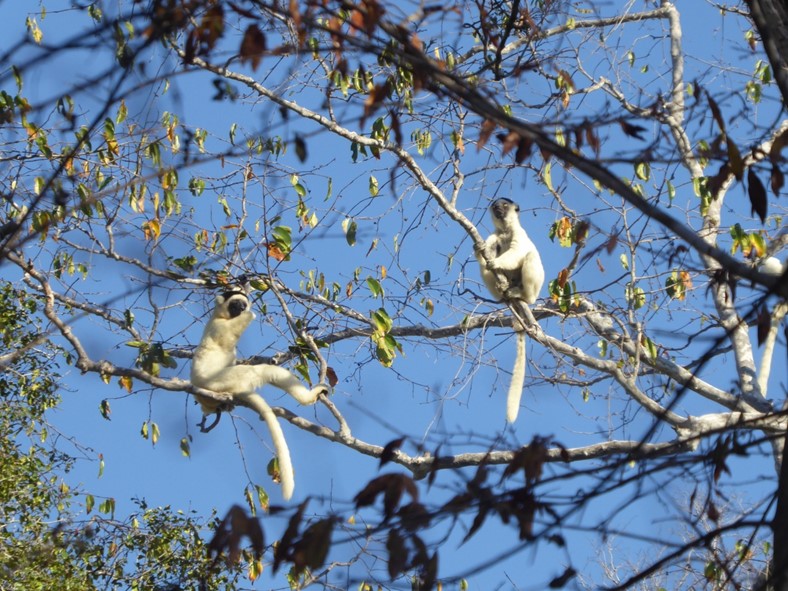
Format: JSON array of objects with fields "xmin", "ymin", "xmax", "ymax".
[{"xmin": 0, "ymin": 1, "xmax": 786, "ymax": 589}]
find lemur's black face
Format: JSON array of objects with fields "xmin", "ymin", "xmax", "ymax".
[
  {"xmin": 490, "ymin": 198, "xmax": 519, "ymax": 222},
  {"xmin": 221, "ymin": 291, "xmax": 249, "ymax": 318}
]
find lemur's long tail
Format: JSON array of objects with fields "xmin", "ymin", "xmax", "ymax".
[
  {"xmin": 241, "ymin": 394, "xmax": 295, "ymax": 500},
  {"xmin": 506, "ymin": 331, "xmax": 526, "ymax": 423}
]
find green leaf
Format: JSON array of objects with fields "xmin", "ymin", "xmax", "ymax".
[
  {"xmin": 704, "ymin": 561, "xmax": 719, "ymax": 582},
  {"xmin": 173, "ymin": 255, "xmax": 196, "ymax": 272},
  {"xmin": 342, "ymin": 218, "xmax": 357, "ymax": 246},
  {"xmin": 26, "ymin": 17, "xmax": 43, "ymax": 44},
  {"xmin": 625, "ymin": 284, "xmax": 646, "ymax": 310},
  {"xmin": 12, "ymin": 65, "xmax": 23, "ymax": 91},
  {"xmin": 272, "ymin": 225, "xmax": 292, "ymax": 258},
  {"xmin": 369, "ymin": 175, "xmax": 379, "ymax": 197},
  {"xmin": 635, "ymin": 161, "xmax": 650, "ymax": 181},
  {"xmin": 371, "ymin": 307, "xmax": 393, "ymax": 334},
  {"xmin": 188, "ymin": 177, "xmax": 205, "ymax": 196},
  {"xmin": 750, "ymin": 233, "xmax": 766, "ymax": 256},
  {"xmin": 665, "ymin": 269, "xmax": 691, "ymax": 300},
  {"xmin": 643, "ymin": 336, "xmax": 658, "ymax": 359},
  {"xmin": 543, "ymin": 161, "xmax": 553, "ymax": 191},
  {"xmin": 98, "ymin": 498, "xmax": 115, "ymax": 518},
  {"xmin": 256, "ymin": 484, "xmax": 269, "ymax": 511},
  {"xmin": 560, "ymin": 283, "xmax": 572, "ymax": 313},
  {"xmin": 366, "ymin": 277, "xmax": 384, "ymax": 299},
  {"xmin": 373, "ymin": 334, "xmax": 396, "ymax": 366},
  {"xmin": 291, "ymin": 174, "xmax": 307, "ymax": 197}
]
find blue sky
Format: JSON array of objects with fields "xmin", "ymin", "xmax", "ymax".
[{"xmin": 1, "ymin": 1, "xmax": 785, "ymax": 589}]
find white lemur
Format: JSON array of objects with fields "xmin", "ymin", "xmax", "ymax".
[
  {"xmin": 475, "ymin": 198, "xmax": 545, "ymax": 423},
  {"xmin": 190, "ymin": 289, "xmax": 329, "ymax": 500}
]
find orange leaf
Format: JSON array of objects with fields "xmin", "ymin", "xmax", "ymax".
[
  {"xmin": 498, "ymin": 130, "xmax": 520, "ymax": 155},
  {"xmin": 119, "ymin": 376, "xmax": 133, "ymax": 393},
  {"xmin": 265, "ymin": 242, "xmax": 286, "ymax": 261},
  {"xmin": 557, "ymin": 268, "xmax": 569, "ymax": 289},
  {"xmin": 477, "ymin": 119, "xmax": 496, "ymax": 152}
]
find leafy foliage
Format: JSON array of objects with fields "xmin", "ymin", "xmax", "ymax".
[{"xmin": 0, "ymin": 1, "xmax": 786, "ymax": 589}]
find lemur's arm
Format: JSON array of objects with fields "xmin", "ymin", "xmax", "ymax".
[{"xmin": 491, "ymin": 232, "xmax": 528, "ymax": 271}]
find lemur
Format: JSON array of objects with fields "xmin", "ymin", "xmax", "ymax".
[
  {"xmin": 476, "ymin": 198, "xmax": 545, "ymax": 422},
  {"xmin": 190, "ymin": 290, "xmax": 328, "ymax": 500}
]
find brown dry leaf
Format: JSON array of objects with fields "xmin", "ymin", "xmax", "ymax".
[
  {"xmin": 265, "ymin": 242, "xmax": 286, "ymax": 261},
  {"xmin": 477, "ymin": 119, "xmax": 496, "ymax": 152},
  {"xmin": 239, "ymin": 25, "xmax": 266, "ymax": 71},
  {"xmin": 747, "ymin": 168, "xmax": 768, "ymax": 223},
  {"xmin": 498, "ymin": 130, "xmax": 520, "ymax": 155}
]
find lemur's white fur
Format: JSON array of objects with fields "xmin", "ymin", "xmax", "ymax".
[
  {"xmin": 760, "ymin": 256, "xmax": 787, "ymax": 277},
  {"xmin": 476, "ymin": 198, "xmax": 545, "ymax": 422},
  {"xmin": 191, "ymin": 291, "xmax": 328, "ymax": 500}
]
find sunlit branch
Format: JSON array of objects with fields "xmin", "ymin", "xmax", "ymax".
[
  {"xmin": 457, "ymin": 5, "xmax": 673, "ymax": 66},
  {"xmin": 266, "ymin": 272, "xmax": 351, "ymax": 437},
  {"xmin": 758, "ymin": 301, "xmax": 788, "ymax": 397}
]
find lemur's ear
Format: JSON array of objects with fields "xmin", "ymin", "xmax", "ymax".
[{"xmin": 236, "ymin": 274, "xmax": 253, "ymax": 292}]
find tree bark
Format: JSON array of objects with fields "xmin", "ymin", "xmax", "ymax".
[
  {"xmin": 772, "ymin": 428, "xmax": 788, "ymax": 590},
  {"xmin": 748, "ymin": 0, "xmax": 788, "ymax": 107},
  {"xmin": 747, "ymin": 3, "xmax": 788, "ymax": 589}
]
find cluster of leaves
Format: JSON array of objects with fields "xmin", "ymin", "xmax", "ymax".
[
  {"xmin": 0, "ymin": 283, "xmax": 78, "ymax": 587},
  {"xmin": 200, "ymin": 437, "xmax": 578, "ymax": 590},
  {"xmin": 0, "ymin": 283, "xmax": 243, "ymax": 590},
  {"xmin": 355, "ymin": 472, "xmax": 437, "ymax": 588},
  {"xmin": 701, "ymin": 91, "xmax": 787, "ymax": 222}
]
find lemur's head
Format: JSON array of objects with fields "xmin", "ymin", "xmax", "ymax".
[
  {"xmin": 214, "ymin": 290, "xmax": 250, "ymax": 319},
  {"xmin": 489, "ymin": 198, "xmax": 520, "ymax": 230}
]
